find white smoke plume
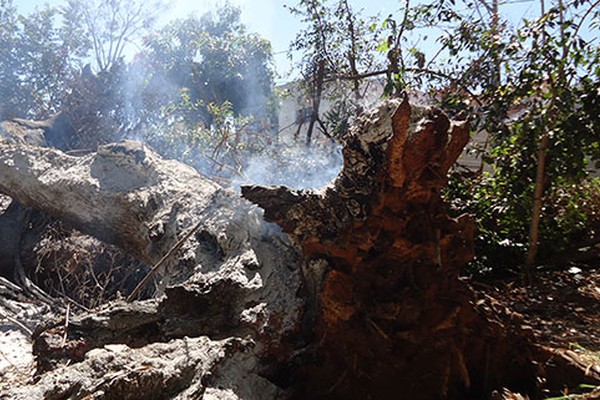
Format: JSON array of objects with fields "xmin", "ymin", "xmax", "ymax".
[{"xmin": 233, "ymin": 140, "xmax": 343, "ymax": 190}]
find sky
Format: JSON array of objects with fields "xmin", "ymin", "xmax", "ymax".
[{"xmin": 17, "ymin": 0, "xmax": 540, "ymax": 83}]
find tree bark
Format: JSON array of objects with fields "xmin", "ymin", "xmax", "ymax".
[
  {"xmin": 526, "ymin": 131, "xmax": 549, "ymax": 268},
  {"xmin": 242, "ymin": 97, "xmax": 540, "ymax": 399},
  {"xmin": 0, "ymin": 138, "xmax": 303, "ymax": 400},
  {"xmin": 306, "ymin": 59, "xmax": 326, "ymax": 146}
]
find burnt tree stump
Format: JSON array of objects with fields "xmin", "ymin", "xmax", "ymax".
[{"xmin": 243, "ymin": 97, "xmax": 538, "ymax": 399}]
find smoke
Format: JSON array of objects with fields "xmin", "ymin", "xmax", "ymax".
[
  {"xmin": 114, "ymin": 2, "xmax": 345, "ymax": 192},
  {"xmin": 233, "ymin": 140, "xmax": 343, "ymax": 190}
]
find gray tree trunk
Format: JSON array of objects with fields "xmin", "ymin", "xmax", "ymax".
[{"xmin": 0, "ymin": 138, "xmax": 303, "ymax": 400}]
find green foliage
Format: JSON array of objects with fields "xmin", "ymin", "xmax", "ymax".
[
  {"xmin": 322, "ymin": 99, "xmax": 352, "ymax": 139},
  {"xmin": 0, "ymin": 0, "xmax": 277, "ymax": 174},
  {"xmin": 408, "ymin": 0, "xmax": 600, "ymax": 272},
  {"xmin": 448, "ymin": 170, "xmax": 600, "ymax": 273},
  {"xmin": 0, "ymin": 0, "xmax": 163, "ymax": 120},
  {"xmin": 0, "ymin": 0, "xmax": 24, "ymax": 118},
  {"xmin": 125, "ymin": 4, "xmax": 279, "ymax": 176},
  {"xmin": 149, "ymin": 96, "xmax": 273, "ymax": 180},
  {"xmin": 0, "ymin": 0, "xmax": 87, "ymax": 119},
  {"xmin": 138, "ymin": 5, "xmax": 278, "ymax": 133}
]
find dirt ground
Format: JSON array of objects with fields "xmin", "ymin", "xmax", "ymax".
[
  {"xmin": 472, "ymin": 266, "xmax": 600, "ymax": 398},
  {"xmin": 474, "ymin": 267, "xmax": 600, "ymax": 351},
  {"xmin": 0, "ymin": 294, "xmax": 49, "ymax": 391}
]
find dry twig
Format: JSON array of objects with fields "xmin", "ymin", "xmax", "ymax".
[{"xmin": 127, "ymin": 220, "xmax": 203, "ymax": 302}]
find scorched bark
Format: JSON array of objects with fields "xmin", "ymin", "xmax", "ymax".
[{"xmin": 243, "ymin": 97, "xmax": 538, "ymax": 399}]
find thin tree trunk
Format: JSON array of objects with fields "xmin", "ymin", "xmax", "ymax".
[
  {"xmin": 293, "ymin": 117, "xmax": 304, "ymax": 141},
  {"xmin": 342, "ymin": 0, "xmax": 362, "ymax": 112},
  {"xmin": 526, "ymin": 131, "xmax": 549, "ymax": 267},
  {"xmin": 491, "ymin": 0, "xmax": 500, "ymax": 89},
  {"xmin": 525, "ymin": 0, "xmax": 566, "ymax": 268},
  {"xmin": 306, "ymin": 60, "xmax": 325, "ymax": 146}
]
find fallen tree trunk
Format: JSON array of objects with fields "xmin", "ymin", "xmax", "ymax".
[
  {"xmin": 0, "ymin": 139, "xmax": 303, "ymax": 399},
  {"xmin": 242, "ymin": 97, "xmax": 538, "ymax": 399}
]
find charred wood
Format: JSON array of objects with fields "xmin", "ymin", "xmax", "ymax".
[{"xmin": 243, "ymin": 97, "xmax": 541, "ymax": 399}]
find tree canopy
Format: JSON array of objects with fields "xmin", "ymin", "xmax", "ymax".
[
  {"xmin": 140, "ymin": 7, "xmax": 277, "ymax": 127},
  {"xmin": 0, "ymin": 0, "xmax": 277, "ymax": 129},
  {"xmin": 0, "ymin": 0, "xmax": 278, "ymax": 179},
  {"xmin": 0, "ymin": 1, "xmax": 86, "ymax": 119}
]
